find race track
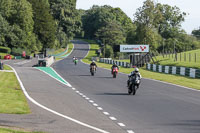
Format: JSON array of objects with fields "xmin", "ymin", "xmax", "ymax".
[{"xmin": 53, "ymin": 40, "xmax": 200, "ymax": 133}]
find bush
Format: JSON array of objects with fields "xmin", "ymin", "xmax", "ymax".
[
  {"xmin": 11, "ymin": 48, "xmax": 31, "ymax": 56},
  {"xmin": 0, "ymin": 46, "xmax": 11, "ymax": 54}
]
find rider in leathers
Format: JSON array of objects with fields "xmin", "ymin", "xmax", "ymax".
[
  {"xmin": 127, "ymin": 68, "xmax": 142, "ymax": 88},
  {"xmin": 111, "ymin": 63, "xmax": 119, "ymax": 74},
  {"xmin": 90, "ymin": 60, "xmax": 97, "ymax": 72}
]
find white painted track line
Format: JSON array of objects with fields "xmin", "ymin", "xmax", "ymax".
[{"xmin": 9, "ymin": 65, "xmax": 110, "ymax": 133}]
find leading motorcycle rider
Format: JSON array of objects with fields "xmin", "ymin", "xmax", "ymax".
[
  {"xmin": 90, "ymin": 60, "xmax": 97, "ymax": 72},
  {"xmin": 127, "ymin": 67, "xmax": 142, "ymax": 88}
]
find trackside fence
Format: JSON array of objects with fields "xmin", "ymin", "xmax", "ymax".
[
  {"xmin": 146, "ymin": 63, "xmax": 200, "ymax": 79},
  {"xmin": 99, "ymin": 58, "xmax": 130, "ymax": 68}
]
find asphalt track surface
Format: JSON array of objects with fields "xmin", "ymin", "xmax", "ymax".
[
  {"xmin": 53, "ymin": 40, "xmax": 200, "ymax": 133},
  {"xmin": 1, "ymin": 40, "xmax": 200, "ymax": 133}
]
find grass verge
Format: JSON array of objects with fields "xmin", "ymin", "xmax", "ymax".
[
  {"xmin": 3, "ymin": 65, "xmax": 12, "ymax": 70},
  {"xmin": 55, "ymin": 43, "xmax": 74, "ymax": 60},
  {"xmin": 0, "ymin": 66, "xmax": 30, "ymax": 114},
  {"xmin": 154, "ymin": 49, "xmax": 200, "ymax": 69},
  {"xmin": 81, "ymin": 42, "xmax": 200, "ymax": 90},
  {"xmin": 0, "ymin": 127, "xmax": 44, "ymax": 133}
]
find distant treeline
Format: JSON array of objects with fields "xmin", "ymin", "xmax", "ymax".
[
  {"xmin": 79, "ymin": 0, "xmax": 200, "ymax": 58},
  {"xmin": 0, "ymin": 0, "xmax": 200, "ymax": 57},
  {"xmin": 0, "ymin": 0, "xmax": 81, "ymax": 55}
]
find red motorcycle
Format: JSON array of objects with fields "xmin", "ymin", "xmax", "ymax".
[{"xmin": 112, "ymin": 67, "xmax": 118, "ymax": 78}]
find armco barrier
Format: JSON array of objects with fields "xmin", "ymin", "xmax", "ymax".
[
  {"xmin": 146, "ymin": 63, "xmax": 200, "ymax": 79},
  {"xmin": 99, "ymin": 58, "xmax": 130, "ymax": 68}
]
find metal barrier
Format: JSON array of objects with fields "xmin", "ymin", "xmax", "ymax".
[{"xmin": 146, "ymin": 63, "xmax": 200, "ymax": 79}]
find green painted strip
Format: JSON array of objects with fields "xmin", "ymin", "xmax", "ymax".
[
  {"xmin": 51, "ymin": 48, "xmax": 68, "ymax": 57},
  {"xmin": 36, "ymin": 67, "xmax": 68, "ymax": 85},
  {"xmin": 59, "ymin": 53, "xmax": 70, "ymax": 58}
]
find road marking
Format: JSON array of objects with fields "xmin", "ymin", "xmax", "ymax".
[
  {"xmin": 97, "ymin": 107, "xmax": 103, "ymax": 110},
  {"xmin": 14, "ymin": 60, "xmax": 31, "ymax": 65},
  {"xmin": 35, "ymin": 67, "xmax": 71, "ymax": 87},
  {"xmin": 109, "ymin": 117, "xmax": 117, "ymax": 121},
  {"xmin": 89, "ymin": 100, "xmax": 94, "ymax": 103},
  {"xmin": 93, "ymin": 103, "xmax": 98, "ymax": 106},
  {"xmin": 85, "ymin": 97, "xmax": 90, "ymax": 100},
  {"xmin": 127, "ymin": 130, "xmax": 135, "ymax": 133},
  {"xmin": 9, "ymin": 65, "xmax": 110, "ymax": 133},
  {"xmin": 118, "ymin": 123, "xmax": 126, "ymax": 127},
  {"xmin": 50, "ymin": 67, "xmax": 72, "ymax": 87},
  {"xmin": 72, "ymin": 88, "xmax": 76, "ymax": 90},
  {"xmin": 103, "ymin": 112, "xmax": 110, "ymax": 115}
]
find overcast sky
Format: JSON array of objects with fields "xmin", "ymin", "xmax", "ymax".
[{"xmin": 76, "ymin": 0, "xmax": 200, "ymax": 34}]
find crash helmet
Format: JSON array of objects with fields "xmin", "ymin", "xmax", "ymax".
[
  {"xmin": 92, "ymin": 60, "xmax": 95, "ymax": 63},
  {"xmin": 135, "ymin": 68, "xmax": 139, "ymax": 72}
]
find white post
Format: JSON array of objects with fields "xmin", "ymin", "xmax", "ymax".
[
  {"xmin": 153, "ymin": 64, "xmax": 157, "ymax": 71},
  {"xmin": 165, "ymin": 66, "xmax": 169, "ymax": 74},
  {"xmin": 172, "ymin": 66, "xmax": 176, "ymax": 74},
  {"xmin": 158, "ymin": 65, "xmax": 162, "ymax": 72},
  {"xmin": 180, "ymin": 67, "xmax": 185, "ymax": 76},
  {"xmin": 189, "ymin": 68, "xmax": 196, "ymax": 78}
]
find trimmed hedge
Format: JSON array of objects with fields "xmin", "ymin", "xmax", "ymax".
[{"xmin": 0, "ymin": 46, "xmax": 11, "ymax": 54}]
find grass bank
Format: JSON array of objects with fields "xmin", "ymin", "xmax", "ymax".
[
  {"xmin": 0, "ymin": 127, "xmax": 44, "ymax": 133},
  {"xmin": 55, "ymin": 43, "xmax": 74, "ymax": 60},
  {"xmin": 81, "ymin": 42, "xmax": 200, "ymax": 90},
  {"xmin": 0, "ymin": 66, "xmax": 30, "ymax": 114},
  {"xmin": 154, "ymin": 49, "xmax": 200, "ymax": 69}
]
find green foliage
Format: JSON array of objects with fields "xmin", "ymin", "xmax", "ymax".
[
  {"xmin": 105, "ymin": 45, "xmax": 113, "ymax": 58},
  {"xmin": 0, "ymin": 46, "xmax": 11, "ymax": 53},
  {"xmin": 95, "ymin": 20, "xmax": 125, "ymax": 46},
  {"xmin": 82, "ymin": 5, "xmax": 133, "ymax": 39},
  {"xmin": 0, "ymin": 0, "xmax": 39, "ymax": 51},
  {"xmin": 11, "ymin": 47, "xmax": 31, "ymax": 56},
  {"xmin": 28, "ymin": 0, "xmax": 56, "ymax": 53},
  {"xmin": 192, "ymin": 27, "xmax": 200, "ymax": 39},
  {"xmin": 49, "ymin": 0, "xmax": 82, "ymax": 47}
]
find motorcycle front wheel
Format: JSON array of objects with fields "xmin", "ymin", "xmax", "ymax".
[{"xmin": 132, "ymin": 84, "xmax": 136, "ymax": 95}]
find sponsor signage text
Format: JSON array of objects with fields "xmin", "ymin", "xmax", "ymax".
[{"xmin": 120, "ymin": 45, "xmax": 149, "ymax": 52}]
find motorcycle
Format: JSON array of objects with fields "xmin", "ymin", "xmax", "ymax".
[
  {"xmin": 74, "ymin": 59, "xmax": 78, "ymax": 65},
  {"xmin": 90, "ymin": 65, "xmax": 96, "ymax": 76},
  {"xmin": 128, "ymin": 74, "xmax": 141, "ymax": 95},
  {"xmin": 112, "ymin": 67, "xmax": 118, "ymax": 78}
]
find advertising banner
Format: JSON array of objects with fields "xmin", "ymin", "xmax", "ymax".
[{"xmin": 120, "ymin": 45, "xmax": 149, "ymax": 52}]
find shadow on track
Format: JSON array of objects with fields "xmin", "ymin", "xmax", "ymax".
[{"xmin": 96, "ymin": 93, "xmax": 129, "ymax": 95}]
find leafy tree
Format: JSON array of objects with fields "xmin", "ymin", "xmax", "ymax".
[
  {"xmin": 133, "ymin": 0, "xmax": 162, "ymax": 50},
  {"xmin": 49, "ymin": 0, "xmax": 82, "ymax": 47},
  {"xmin": 192, "ymin": 27, "xmax": 200, "ymax": 39},
  {"xmin": 95, "ymin": 20, "xmax": 125, "ymax": 57},
  {"xmin": 82, "ymin": 5, "xmax": 133, "ymax": 40},
  {"xmin": 157, "ymin": 3, "xmax": 186, "ymax": 39},
  {"xmin": 0, "ymin": 0, "xmax": 38, "ymax": 52},
  {"xmin": 28, "ymin": 0, "xmax": 56, "ymax": 55}
]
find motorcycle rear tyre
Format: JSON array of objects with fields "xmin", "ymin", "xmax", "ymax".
[
  {"xmin": 91, "ymin": 71, "xmax": 94, "ymax": 76},
  {"xmin": 113, "ymin": 72, "xmax": 116, "ymax": 78}
]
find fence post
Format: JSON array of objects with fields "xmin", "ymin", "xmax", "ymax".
[
  {"xmin": 189, "ymin": 53, "xmax": 191, "ymax": 62},
  {"xmin": 184, "ymin": 53, "xmax": 186, "ymax": 62}
]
